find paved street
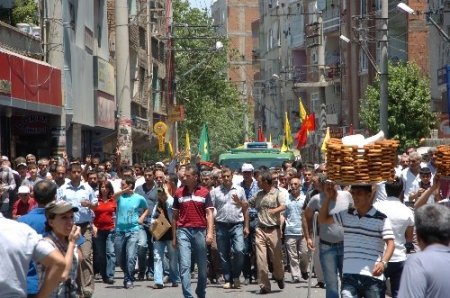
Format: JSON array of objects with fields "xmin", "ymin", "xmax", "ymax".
[{"xmin": 94, "ymin": 270, "xmax": 326, "ymax": 298}]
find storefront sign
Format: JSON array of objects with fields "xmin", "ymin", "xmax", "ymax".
[
  {"xmin": 94, "ymin": 57, "xmax": 115, "ymax": 96},
  {"xmin": 95, "ymin": 92, "xmax": 116, "ymax": 129},
  {"xmin": 12, "ymin": 115, "xmax": 48, "ymax": 135},
  {"xmin": 168, "ymin": 105, "xmax": 185, "ymax": 122}
]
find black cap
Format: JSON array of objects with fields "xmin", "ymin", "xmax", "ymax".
[{"xmin": 420, "ymin": 167, "xmax": 431, "ymax": 175}]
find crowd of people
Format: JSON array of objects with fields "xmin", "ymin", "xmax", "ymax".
[{"xmin": 0, "ymin": 146, "xmax": 449, "ymax": 298}]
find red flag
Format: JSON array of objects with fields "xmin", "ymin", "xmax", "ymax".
[
  {"xmin": 295, "ymin": 124, "xmax": 309, "ymax": 148},
  {"xmin": 258, "ymin": 126, "xmax": 264, "ymax": 142},
  {"xmin": 295, "ymin": 114, "xmax": 316, "ymax": 148}
]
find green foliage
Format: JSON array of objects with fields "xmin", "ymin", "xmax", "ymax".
[
  {"xmin": 360, "ymin": 62, "xmax": 436, "ymax": 152},
  {"xmin": 173, "ymin": 0, "xmax": 247, "ymax": 161},
  {"xmin": 12, "ymin": 0, "xmax": 38, "ymax": 25}
]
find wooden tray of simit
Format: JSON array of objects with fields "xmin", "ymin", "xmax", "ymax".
[{"xmin": 325, "ymin": 138, "xmax": 399, "ymax": 185}]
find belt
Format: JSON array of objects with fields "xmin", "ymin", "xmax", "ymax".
[
  {"xmin": 320, "ymin": 239, "xmax": 343, "ymax": 246},
  {"xmin": 258, "ymin": 225, "xmax": 280, "ymax": 231},
  {"xmin": 76, "ymin": 222, "xmax": 90, "ymax": 227},
  {"xmin": 216, "ymin": 221, "xmax": 243, "ymax": 226}
]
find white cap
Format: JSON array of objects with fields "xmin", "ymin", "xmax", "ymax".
[
  {"xmin": 18, "ymin": 185, "xmax": 30, "ymax": 194},
  {"xmin": 1, "ymin": 156, "xmax": 8, "ymax": 161},
  {"xmin": 155, "ymin": 161, "xmax": 165, "ymax": 167},
  {"xmin": 241, "ymin": 163, "xmax": 254, "ymax": 172}
]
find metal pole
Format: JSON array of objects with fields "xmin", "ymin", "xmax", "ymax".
[
  {"xmin": 115, "ymin": 0, "xmax": 133, "ymax": 164},
  {"xmin": 318, "ymin": 12, "xmax": 327, "ymax": 163},
  {"xmin": 45, "ymin": 0, "xmax": 66, "ymax": 156},
  {"xmin": 147, "ymin": 0, "xmax": 154, "ymax": 132},
  {"xmin": 379, "ymin": 0, "xmax": 389, "ymax": 136}
]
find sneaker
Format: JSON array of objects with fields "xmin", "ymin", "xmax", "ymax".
[
  {"xmin": 163, "ymin": 275, "xmax": 170, "ymax": 283},
  {"xmin": 171, "ymin": 283, "xmax": 179, "ymax": 287},
  {"xmin": 244, "ymin": 278, "xmax": 250, "ymax": 285},
  {"xmin": 152, "ymin": 284, "xmax": 164, "ymax": 289},
  {"xmin": 259, "ymin": 287, "xmax": 271, "ymax": 294},
  {"xmin": 315, "ymin": 281, "xmax": 325, "ymax": 288},
  {"xmin": 103, "ymin": 278, "xmax": 115, "ymax": 284},
  {"xmin": 301, "ymin": 272, "xmax": 309, "ymax": 280},
  {"xmin": 233, "ymin": 278, "xmax": 241, "ymax": 289},
  {"xmin": 137, "ymin": 272, "xmax": 145, "ymax": 281},
  {"xmin": 146, "ymin": 273, "xmax": 154, "ymax": 281},
  {"xmin": 124, "ymin": 281, "xmax": 134, "ymax": 289},
  {"xmin": 292, "ymin": 278, "xmax": 300, "ymax": 283},
  {"xmin": 276, "ymin": 278, "xmax": 285, "ymax": 289},
  {"xmin": 223, "ymin": 282, "xmax": 232, "ymax": 289}
]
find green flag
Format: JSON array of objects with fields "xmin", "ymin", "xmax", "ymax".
[{"xmin": 198, "ymin": 123, "xmax": 210, "ymax": 161}]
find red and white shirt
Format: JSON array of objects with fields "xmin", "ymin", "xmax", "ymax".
[{"xmin": 173, "ymin": 185, "xmax": 213, "ymax": 228}]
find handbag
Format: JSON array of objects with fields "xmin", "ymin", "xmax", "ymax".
[{"xmin": 149, "ymin": 212, "xmax": 171, "ymax": 240}]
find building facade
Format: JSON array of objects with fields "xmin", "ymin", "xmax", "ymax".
[{"xmin": 211, "ymin": 0, "xmax": 260, "ymax": 140}]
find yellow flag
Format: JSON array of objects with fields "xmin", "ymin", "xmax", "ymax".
[
  {"xmin": 168, "ymin": 141, "xmax": 173, "ymax": 157},
  {"xmin": 183, "ymin": 131, "xmax": 191, "ymax": 165},
  {"xmin": 280, "ymin": 136, "xmax": 288, "ymax": 152},
  {"xmin": 321, "ymin": 127, "xmax": 330, "ymax": 153},
  {"xmin": 299, "ymin": 98, "xmax": 307, "ymax": 123},
  {"xmin": 285, "ymin": 112, "xmax": 293, "ymax": 148}
]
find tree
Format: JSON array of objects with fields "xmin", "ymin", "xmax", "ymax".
[
  {"xmin": 360, "ymin": 62, "xmax": 436, "ymax": 152},
  {"xmin": 172, "ymin": 0, "xmax": 248, "ymax": 160},
  {"xmin": 11, "ymin": 0, "xmax": 38, "ymax": 25}
]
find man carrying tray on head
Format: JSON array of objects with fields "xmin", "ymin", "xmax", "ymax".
[{"xmin": 319, "ymin": 181, "xmax": 395, "ymax": 298}]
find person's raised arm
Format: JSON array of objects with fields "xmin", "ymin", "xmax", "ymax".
[{"xmin": 414, "ymin": 175, "xmax": 440, "ymax": 209}]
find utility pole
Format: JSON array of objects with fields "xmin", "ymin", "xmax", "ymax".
[
  {"xmin": 147, "ymin": 0, "xmax": 154, "ymax": 134},
  {"xmin": 318, "ymin": 11, "xmax": 327, "ymax": 162},
  {"xmin": 115, "ymin": 0, "xmax": 133, "ymax": 164},
  {"xmin": 379, "ymin": 0, "xmax": 389, "ymax": 136},
  {"xmin": 44, "ymin": 0, "xmax": 66, "ymax": 156}
]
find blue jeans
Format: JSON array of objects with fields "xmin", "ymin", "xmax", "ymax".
[
  {"xmin": 137, "ymin": 227, "xmax": 154, "ymax": 276},
  {"xmin": 319, "ymin": 242, "xmax": 344, "ymax": 298},
  {"xmin": 114, "ymin": 230, "xmax": 139, "ymax": 283},
  {"xmin": 154, "ymin": 240, "xmax": 180, "ymax": 285},
  {"xmin": 384, "ymin": 261, "xmax": 404, "ymax": 298},
  {"xmin": 93, "ymin": 230, "xmax": 116, "ymax": 279},
  {"xmin": 341, "ymin": 274, "xmax": 385, "ymax": 298},
  {"xmin": 177, "ymin": 227, "xmax": 208, "ymax": 298},
  {"xmin": 215, "ymin": 222, "xmax": 245, "ymax": 282}
]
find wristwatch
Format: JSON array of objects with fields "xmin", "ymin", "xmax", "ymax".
[{"xmin": 379, "ymin": 260, "xmax": 388, "ymax": 269}]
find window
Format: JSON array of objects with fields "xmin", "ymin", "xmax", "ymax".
[
  {"xmin": 359, "ymin": 50, "xmax": 368, "ymax": 74},
  {"xmin": 139, "ymin": 27, "xmax": 146, "ymax": 49},
  {"xmin": 138, "ymin": 67, "xmax": 145, "ymax": 99},
  {"xmin": 69, "ymin": 2, "xmax": 76, "ymax": 30},
  {"xmin": 360, "ymin": 0, "xmax": 367, "ymax": 16},
  {"xmin": 311, "ymin": 92, "xmax": 320, "ymax": 114}
]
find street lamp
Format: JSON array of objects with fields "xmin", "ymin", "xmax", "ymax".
[{"xmin": 397, "ymin": 2, "xmax": 450, "ymax": 43}]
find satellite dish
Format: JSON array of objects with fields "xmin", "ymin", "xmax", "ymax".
[{"xmin": 317, "ymin": 0, "xmax": 326, "ymax": 11}]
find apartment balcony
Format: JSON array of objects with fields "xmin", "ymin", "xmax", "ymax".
[
  {"xmin": 323, "ymin": 6, "xmax": 340, "ymax": 33},
  {"xmin": 131, "ymin": 115, "xmax": 150, "ymax": 134},
  {"xmin": 292, "ymin": 64, "xmax": 340, "ymax": 88}
]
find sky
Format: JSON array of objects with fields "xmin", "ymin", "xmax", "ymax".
[{"xmin": 188, "ymin": 0, "xmax": 215, "ymax": 10}]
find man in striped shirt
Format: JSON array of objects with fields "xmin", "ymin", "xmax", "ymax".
[{"xmin": 319, "ymin": 182, "xmax": 395, "ymax": 298}]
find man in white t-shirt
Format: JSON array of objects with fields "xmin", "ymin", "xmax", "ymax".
[
  {"xmin": 374, "ymin": 178, "xmax": 414, "ymax": 298},
  {"xmin": 400, "ymin": 152, "xmax": 421, "ymax": 205},
  {"xmin": 0, "ymin": 212, "xmax": 65, "ymax": 297}
]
